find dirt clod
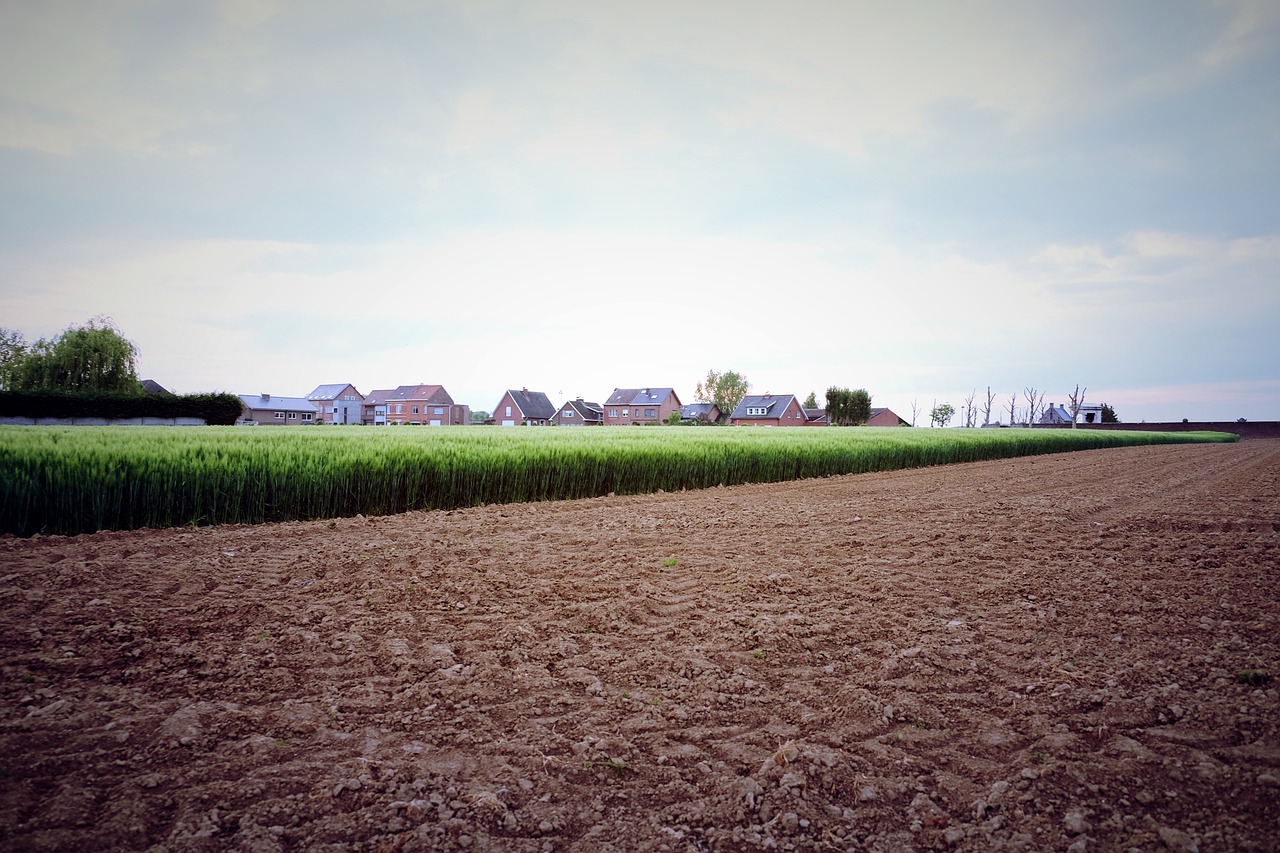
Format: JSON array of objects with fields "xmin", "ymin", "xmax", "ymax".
[{"xmin": 1, "ymin": 441, "xmax": 1278, "ymax": 850}]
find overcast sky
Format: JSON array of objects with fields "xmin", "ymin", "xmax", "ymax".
[{"xmin": 2, "ymin": 0, "xmax": 1277, "ymax": 423}]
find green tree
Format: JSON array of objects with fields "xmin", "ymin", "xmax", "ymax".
[
  {"xmin": 0, "ymin": 327, "xmax": 28, "ymax": 390},
  {"xmin": 930, "ymin": 401, "xmax": 956, "ymax": 428},
  {"xmin": 825, "ymin": 387, "xmax": 873, "ymax": 426},
  {"xmin": 1101, "ymin": 403, "xmax": 1119, "ymax": 423},
  {"xmin": 802, "ymin": 391, "xmax": 818, "ymax": 409},
  {"xmin": 4, "ymin": 317, "xmax": 142, "ymax": 394},
  {"xmin": 695, "ymin": 369, "xmax": 751, "ymax": 418}
]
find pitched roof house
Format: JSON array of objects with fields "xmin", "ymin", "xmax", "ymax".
[
  {"xmin": 386, "ymin": 384, "xmax": 458, "ymax": 425},
  {"xmin": 729, "ymin": 394, "xmax": 808, "ymax": 426},
  {"xmin": 680, "ymin": 403, "xmax": 722, "ymax": 425},
  {"xmin": 553, "ymin": 397, "xmax": 604, "ymax": 426},
  {"xmin": 237, "ymin": 393, "xmax": 318, "ymax": 426},
  {"xmin": 307, "ymin": 383, "xmax": 365, "ymax": 425},
  {"xmin": 867, "ymin": 407, "xmax": 909, "ymax": 427},
  {"xmin": 361, "ymin": 389, "xmax": 398, "ymax": 425},
  {"xmin": 603, "ymin": 388, "xmax": 682, "ymax": 425},
  {"xmin": 495, "ymin": 389, "xmax": 557, "ymax": 426},
  {"xmin": 803, "ymin": 407, "xmax": 829, "ymax": 426}
]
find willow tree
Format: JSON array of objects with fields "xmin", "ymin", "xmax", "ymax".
[{"xmin": 4, "ymin": 318, "xmax": 142, "ymax": 394}]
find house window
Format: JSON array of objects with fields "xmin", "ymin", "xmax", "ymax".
[
  {"xmin": 288, "ymin": 412, "xmax": 298, "ymax": 420},
  {"xmin": 564, "ymin": 408, "xmax": 574, "ymax": 417},
  {"xmin": 645, "ymin": 408, "xmax": 655, "ymax": 418},
  {"xmin": 747, "ymin": 406, "xmax": 768, "ymax": 416},
  {"xmin": 505, "ymin": 406, "xmax": 512, "ymax": 417},
  {"xmin": 622, "ymin": 409, "xmax": 629, "ymax": 418},
  {"xmin": 396, "ymin": 404, "xmax": 403, "ymax": 414},
  {"xmin": 434, "ymin": 407, "xmax": 443, "ymax": 415},
  {"xmin": 609, "ymin": 409, "xmax": 617, "ymax": 418},
  {"xmin": 274, "ymin": 411, "xmax": 285, "ymax": 419},
  {"xmin": 412, "ymin": 406, "xmax": 419, "ymax": 414},
  {"xmin": 302, "ymin": 413, "xmax": 313, "ymax": 421}
]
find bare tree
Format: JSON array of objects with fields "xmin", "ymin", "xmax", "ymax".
[
  {"xmin": 1066, "ymin": 384, "xmax": 1087, "ymax": 429},
  {"xmin": 1007, "ymin": 393, "xmax": 1018, "ymax": 426},
  {"xmin": 910, "ymin": 398, "xmax": 921, "ymax": 427},
  {"xmin": 1023, "ymin": 387, "xmax": 1044, "ymax": 426},
  {"xmin": 962, "ymin": 389, "xmax": 978, "ymax": 428},
  {"xmin": 982, "ymin": 386, "xmax": 996, "ymax": 426}
]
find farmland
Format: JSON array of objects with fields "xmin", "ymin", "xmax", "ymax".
[
  {"xmin": 0, "ymin": 440, "xmax": 1276, "ymax": 850},
  {"xmin": 0, "ymin": 425, "xmax": 1236, "ymax": 536}
]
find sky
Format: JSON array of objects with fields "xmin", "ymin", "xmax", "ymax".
[{"xmin": 2, "ymin": 0, "xmax": 1278, "ymax": 425}]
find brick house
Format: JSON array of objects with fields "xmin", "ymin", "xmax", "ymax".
[
  {"xmin": 803, "ymin": 408, "xmax": 829, "ymax": 426},
  {"xmin": 236, "ymin": 393, "xmax": 318, "ymax": 425},
  {"xmin": 306, "ymin": 383, "xmax": 365, "ymax": 425},
  {"xmin": 603, "ymin": 388, "xmax": 682, "ymax": 425},
  {"xmin": 729, "ymin": 394, "xmax": 808, "ymax": 426},
  {"xmin": 385, "ymin": 384, "xmax": 459, "ymax": 425},
  {"xmin": 867, "ymin": 407, "xmax": 909, "ymax": 427},
  {"xmin": 553, "ymin": 398, "xmax": 604, "ymax": 426},
  {"xmin": 361, "ymin": 389, "xmax": 397, "ymax": 425},
  {"xmin": 680, "ymin": 403, "xmax": 722, "ymax": 425},
  {"xmin": 495, "ymin": 389, "xmax": 557, "ymax": 426}
]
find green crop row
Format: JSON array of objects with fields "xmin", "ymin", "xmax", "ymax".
[{"xmin": 0, "ymin": 425, "xmax": 1236, "ymax": 537}]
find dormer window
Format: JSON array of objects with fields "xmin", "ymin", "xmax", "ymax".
[{"xmin": 746, "ymin": 406, "xmax": 769, "ymax": 416}]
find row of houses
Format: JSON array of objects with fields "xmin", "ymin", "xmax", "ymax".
[{"xmin": 238, "ymin": 384, "xmax": 908, "ymax": 427}]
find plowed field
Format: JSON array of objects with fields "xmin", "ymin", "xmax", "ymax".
[{"xmin": 2, "ymin": 440, "xmax": 1278, "ymax": 851}]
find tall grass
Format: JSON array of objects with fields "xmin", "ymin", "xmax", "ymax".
[{"xmin": 0, "ymin": 425, "xmax": 1236, "ymax": 537}]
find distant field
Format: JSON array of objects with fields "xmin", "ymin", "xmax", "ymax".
[{"xmin": 0, "ymin": 425, "xmax": 1237, "ymax": 536}]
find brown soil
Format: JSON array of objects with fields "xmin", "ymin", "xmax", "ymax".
[{"xmin": 2, "ymin": 441, "xmax": 1278, "ymax": 852}]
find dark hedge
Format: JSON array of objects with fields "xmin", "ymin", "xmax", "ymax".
[{"xmin": 0, "ymin": 391, "xmax": 243, "ymax": 425}]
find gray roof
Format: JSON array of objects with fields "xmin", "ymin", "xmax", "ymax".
[
  {"xmin": 730, "ymin": 394, "xmax": 798, "ymax": 420},
  {"xmin": 506, "ymin": 389, "xmax": 557, "ymax": 420},
  {"xmin": 803, "ymin": 408, "xmax": 827, "ymax": 422},
  {"xmin": 606, "ymin": 387, "xmax": 679, "ymax": 406},
  {"xmin": 681, "ymin": 403, "xmax": 717, "ymax": 417},
  {"xmin": 141, "ymin": 379, "xmax": 171, "ymax": 395},
  {"xmin": 307, "ymin": 383, "xmax": 362, "ymax": 401},
  {"xmin": 363, "ymin": 389, "xmax": 398, "ymax": 405},
  {"xmin": 238, "ymin": 394, "xmax": 318, "ymax": 412},
  {"xmin": 562, "ymin": 399, "xmax": 604, "ymax": 420},
  {"xmin": 1039, "ymin": 405, "xmax": 1072, "ymax": 424}
]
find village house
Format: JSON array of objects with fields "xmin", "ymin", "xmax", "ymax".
[
  {"xmin": 552, "ymin": 397, "xmax": 604, "ymax": 426},
  {"xmin": 680, "ymin": 403, "xmax": 722, "ymax": 425},
  {"xmin": 385, "ymin": 384, "xmax": 461, "ymax": 425},
  {"xmin": 236, "ymin": 393, "xmax": 318, "ymax": 425},
  {"xmin": 729, "ymin": 394, "xmax": 808, "ymax": 426},
  {"xmin": 306, "ymin": 383, "xmax": 365, "ymax": 425},
  {"xmin": 603, "ymin": 388, "xmax": 682, "ymax": 425},
  {"xmin": 360, "ymin": 389, "xmax": 398, "ymax": 425},
  {"xmin": 495, "ymin": 389, "xmax": 557, "ymax": 426},
  {"xmin": 803, "ymin": 407, "xmax": 829, "ymax": 426},
  {"xmin": 867, "ymin": 407, "xmax": 909, "ymax": 427}
]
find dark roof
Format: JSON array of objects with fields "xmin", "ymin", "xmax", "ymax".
[
  {"xmin": 729, "ymin": 394, "xmax": 798, "ymax": 420},
  {"xmin": 562, "ymin": 399, "xmax": 603, "ymax": 420},
  {"xmin": 803, "ymin": 408, "xmax": 828, "ymax": 422},
  {"xmin": 388, "ymin": 384, "xmax": 452, "ymax": 404},
  {"xmin": 363, "ymin": 388, "xmax": 398, "ymax": 405},
  {"xmin": 605, "ymin": 387, "xmax": 679, "ymax": 406},
  {"xmin": 141, "ymin": 379, "xmax": 170, "ymax": 395},
  {"xmin": 681, "ymin": 403, "xmax": 717, "ymax": 417},
  {"xmin": 506, "ymin": 389, "xmax": 557, "ymax": 420}
]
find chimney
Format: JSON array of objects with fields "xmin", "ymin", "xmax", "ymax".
[{"xmin": 261, "ymin": 393, "xmax": 270, "ymax": 401}]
